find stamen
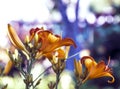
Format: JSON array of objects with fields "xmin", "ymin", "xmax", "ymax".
[
  {"xmin": 105, "ymin": 56, "xmax": 111, "ymax": 70},
  {"xmin": 108, "ymin": 56, "xmax": 111, "ymax": 65}
]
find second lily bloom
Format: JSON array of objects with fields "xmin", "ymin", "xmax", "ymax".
[{"xmin": 74, "ymin": 56, "xmax": 115, "ymax": 85}]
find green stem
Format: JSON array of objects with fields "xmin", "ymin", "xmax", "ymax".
[
  {"xmin": 75, "ymin": 79, "xmax": 82, "ymax": 89},
  {"xmin": 27, "ymin": 58, "xmax": 33, "ymax": 74},
  {"xmin": 25, "ymin": 85, "xmax": 29, "ymax": 89},
  {"xmin": 55, "ymin": 72, "xmax": 60, "ymax": 89},
  {"xmin": 27, "ymin": 53, "xmax": 35, "ymax": 74},
  {"xmin": 18, "ymin": 64, "xmax": 26, "ymax": 78},
  {"xmin": 75, "ymin": 84, "xmax": 80, "ymax": 89}
]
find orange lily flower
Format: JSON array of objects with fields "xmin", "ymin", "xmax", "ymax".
[
  {"xmin": 45, "ymin": 46, "xmax": 70, "ymax": 64},
  {"xmin": 44, "ymin": 47, "xmax": 71, "ymax": 73},
  {"xmin": 7, "ymin": 25, "xmax": 76, "ymax": 60},
  {"xmin": 7, "ymin": 24, "xmax": 28, "ymax": 54},
  {"xmin": 74, "ymin": 56, "xmax": 115, "ymax": 84},
  {"xmin": 29, "ymin": 28, "xmax": 76, "ymax": 59},
  {"xmin": 81, "ymin": 56, "xmax": 115, "ymax": 83}
]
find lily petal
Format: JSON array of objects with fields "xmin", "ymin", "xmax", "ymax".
[
  {"xmin": 81, "ymin": 56, "xmax": 97, "ymax": 72},
  {"xmin": 83, "ymin": 71, "xmax": 115, "ymax": 84},
  {"xmin": 44, "ymin": 48, "xmax": 66, "ymax": 64},
  {"xmin": 42, "ymin": 38, "xmax": 76, "ymax": 54},
  {"xmin": 3, "ymin": 60, "xmax": 13, "ymax": 75},
  {"xmin": 8, "ymin": 24, "xmax": 28, "ymax": 54}
]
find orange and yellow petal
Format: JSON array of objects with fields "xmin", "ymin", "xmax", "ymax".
[
  {"xmin": 42, "ymin": 38, "xmax": 76, "ymax": 54},
  {"xmin": 81, "ymin": 56, "xmax": 97, "ymax": 72},
  {"xmin": 3, "ymin": 60, "xmax": 13, "ymax": 75},
  {"xmin": 8, "ymin": 24, "xmax": 28, "ymax": 54}
]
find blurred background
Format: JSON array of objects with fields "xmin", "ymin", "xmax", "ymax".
[{"xmin": 0, "ymin": 0, "xmax": 120, "ymax": 89}]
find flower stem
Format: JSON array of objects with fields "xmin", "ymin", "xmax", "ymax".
[
  {"xmin": 75, "ymin": 84, "xmax": 80, "ymax": 89},
  {"xmin": 55, "ymin": 72, "xmax": 60, "ymax": 89},
  {"xmin": 26, "ymin": 85, "xmax": 29, "ymax": 89},
  {"xmin": 75, "ymin": 79, "xmax": 82, "ymax": 89}
]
